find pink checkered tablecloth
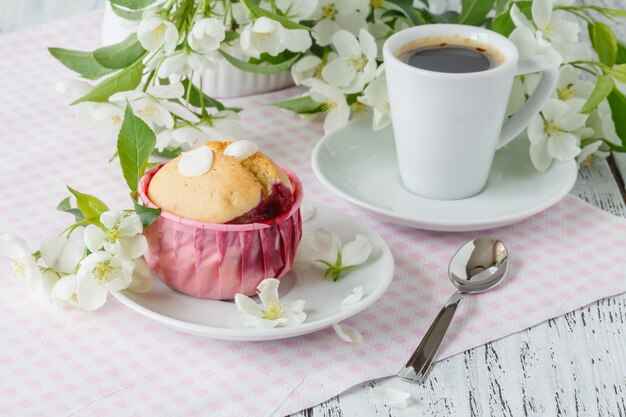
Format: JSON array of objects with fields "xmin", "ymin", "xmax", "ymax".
[{"xmin": 2, "ymin": 11, "xmax": 626, "ymax": 417}]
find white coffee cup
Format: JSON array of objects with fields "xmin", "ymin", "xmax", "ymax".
[{"xmin": 383, "ymin": 24, "xmax": 558, "ymax": 200}]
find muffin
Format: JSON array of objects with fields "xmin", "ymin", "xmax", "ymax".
[{"xmin": 138, "ymin": 141, "xmax": 303, "ymax": 300}]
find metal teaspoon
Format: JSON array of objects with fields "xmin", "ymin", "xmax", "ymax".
[{"xmin": 397, "ymin": 237, "xmax": 510, "ymax": 383}]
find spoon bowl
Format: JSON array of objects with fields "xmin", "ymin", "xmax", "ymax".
[{"xmin": 398, "ymin": 237, "xmax": 510, "ymax": 383}]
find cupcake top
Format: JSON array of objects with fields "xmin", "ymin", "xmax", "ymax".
[{"xmin": 148, "ymin": 141, "xmax": 293, "ymax": 224}]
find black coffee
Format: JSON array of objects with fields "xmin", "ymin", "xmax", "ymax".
[{"xmin": 397, "ymin": 37, "xmax": 502, "ymax": 73}]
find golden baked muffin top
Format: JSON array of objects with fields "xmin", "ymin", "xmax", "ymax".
[{"xmin": 148, "ymin": 141, "xmax": 293, "ymax": 224}]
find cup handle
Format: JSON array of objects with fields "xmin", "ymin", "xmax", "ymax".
[{"xmin": 497, "ymin": 56, "xmax": 558, "ymax": 149}]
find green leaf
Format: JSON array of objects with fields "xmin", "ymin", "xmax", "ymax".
[
  {"xmin": 613, "ymin": 64, "xmax": 626, "ymax": 84},
  {"xmin": 117, "ymin": 104, "xmax": 157, "ymax": 193},
  {"xmin": 459, "ymin": 0, "xmax": 495, "ymax": 25},
  {"xmin": 71, "ymin": 59, "xmax": 144, "ymax": 104},
  {"xmin": 93, "ymin": 33, "xmax": 146, "ymax": 69},
  {"xmin": 110, "ymin": 2, "xmax": 144, "ymax": 20},
  {"xmin": 431, "ymin": 11, "xmax": 460, "ymax": 23},
  {"xmin": 110, "ymin": 0, "xmax": 156, "ymax": 9},
  {"xmin": 48, "ymin": 47, "xmax": 113, "ymax": 79},
  {"xmin": 219, "ymin": 49, "xmax": 300, "ymax": 74},
  {"xmin": 494, "ymin": 0, "xmax": 508, "ymax": 15},
  {"xmin": 589, "ymin": 22, "xmax": 618, "ymax": 66},
  {"xmin": 607, "ymin": 88, "xmax": 626, "ymax": 145},
  {"xmin": 241, "ymin": 0, "xmax": 311, "ymax": 31},
  {"xmin": 154, "ymin": 147, "xmax": 183, "ymax": 158},
  {"xmin": 580, "ymin": 75, "xmax": 614, "ymax": 114},
  {"xmin": 181, "ymin": 80, "xmax": 241, "ymax": 112},
  {"xmin": 66, "ymin": 187, "xmax": 109, "ymax": 222},
  {"xmin": 385, "ymin": 0, "xmax": 423, "ymax": 25},
  {"xmin": 271, "ymin": 95, "xmax": 324, "ymax": 114},
  {"xmin": 133, "ymin": 200, "xmax": 161, "ymax": 228},
  {"xmin": 617, "ymin": 42, "xmax": 626, "ymax": 65},
  {"xmin": 224, "ymin": 31, "xmax": 240, "ymax": 43},
  {"xmin": 491, "ymin": 1, "xmax": 532, "ymax": 36},
  {"xmin": 56, "ymin": 197, "xmax": 85, "ymax": 222}
]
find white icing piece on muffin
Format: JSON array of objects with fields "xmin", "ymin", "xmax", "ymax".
[
  {"xmin": 148, "ymin": 141, "xmax": 293, "ymax": 224},
  {"xmin": 178, "ymin": 146, "xmax": 214, "ymax": 177},
  {"xmin": 223, "ymin": 140, "xmax": 259, "ymax": 161}
]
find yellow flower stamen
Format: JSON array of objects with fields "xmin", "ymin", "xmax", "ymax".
[
  {"xmin": 322, "ymin": 4, "xmax": 337, "ymax": 19},
  {"xmin": 371, "ymin": 0, "xmax": 383, "ymax": 7},
  {"xmin": 94, "ymin": 261, "xmax": 112, "ymax": 283},
  {"xmin": 349, "ymin": 55, "xmax": 366, "ymax": 71},
  {"xmin": 352, "ymin": 101, "xmax": 367, "ymax": 116},
  {"xmin": 545, "ymin": 120, "xmax": 562, "ymax": 136},
  {"xmin": 105, "ymin": 226, "xmax": 122, "ymax": 245},
  {"xmin": 152, "ymin": 23, "xmax": 166, "ymax": 38},
  {"xmin": 112, "ymin": 115, "xmax": 122, "ymax": 125},
  {"xmin": 322, "ymin": 101, "xmax": 337, "ymax": 112},
  {"xmin": 262, "ymin": 300, "xmax": 284, "ymax": 320},
  {"xmin": 583, "ymin": 153, "xmax": 596, "ymax": 167},
  {"xmin": 142, "ymin": 103, "xmax": 160, "ymax": 119},
  {"xmin": 11, "ymin": 259, "xmax": 26, "ymax": 278},
  {"xmin": 558, "ymin": 83, "xmax": 574, "ymax": 101}
]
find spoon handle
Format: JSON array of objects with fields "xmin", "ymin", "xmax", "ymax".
[{"xmin": 397, "ymin": 292, "xmax": 464, "ymax": 383}]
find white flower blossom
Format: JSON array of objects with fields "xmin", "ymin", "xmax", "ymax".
[
  {"xmin": 311, "ymin": 0, "xmax": 370, "ymax": 46},
  {"xmin": 157, "ymin": 50, "xmax": 214, "ymax": 78},
  {"xmin": 84, "ymin": 211, "xmax": 147, "ymax": 259},
  {"xmin": 77, "ymin": 102, "xmax": 125, "ymax": 142},
  {"xmin": 509, "ymin": 0, "xmax": 584, "ymax": 64},
  {"xmin": 291, "ymin": 55, "xmax": 323, "ymax": 86},
  {"xmin": 322, "ymin": 29, "xmax": 377, "ymax": 94},
  {"xmin": 110, "ymin": 82, "xmax": 199, "ymax": 129},
  {"xmin": 296, "ymin": 228, "xmax": 372, "ymax": 280},
  {"xmin": 276, "ymin": 0, "xmax": 319, "ymax": 21},
  {"xmin": 51, "ymin": 275, "xmax": 80, "ymax": 308},
  {"xmin": 1, "ymin": 234, "xmax": 84, "ymax": 298},
  {"xmin": 240, "ymin": 17, "xmax": 311, "ymax": 58},
  {"xmin": 555, "ymin": 65, "xmax": 593, "ymax": 101},
  {"xmin": 302, "ymin": 78, "xmax": 350, "ymax": 133},
  {"xmin": 528, "ymin": 98, "xmax": 588, "ymax": 170},
  {"xmin": 188, "ymin": 18, "xmax": 226, "ymax": 53},
  {"xmin": 232, "ymin": 278, "xmax": 306, "ymax": 329},
  {"xmin": 76, "ymin": 251, "xmax": 135, "ymax": 311},
  {"xmin": 358, "ymin": 65, "xmax": 390, "ymax": 131},
  {"xmin": 137, "ymin": 15, "xmax": 179, "ymax": 53}
]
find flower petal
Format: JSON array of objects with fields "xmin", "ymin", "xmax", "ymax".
[
  {"xmin": 530, "ymin": 138, "xmax": 553, "ymax": 171},
  {"xmin": 322, "ymin": 59, "xmax": 356, "ymax": 88},
  {"xmin": 178, "ymin": 146, "xmax": 214, "ymax": 177},
  {"xmin": 52, "ymin": 274, "xmax": 80, "ymax": 307},
  {"xmin": 128, "ymin": 257, "xmax": 154, "ymax": 293},
  {"xmin": 547, "ymin": 131, "xmax": 581, "ymax": 161},
  {"xmin": 532, "ymin": 0, "xmax": 553, "ymax": 31},
  {"xmin": 300, "ymin": 203, "xmax": 316, "ymax": 221},
  {"xmin": 369, "ymin": 387, "xmax": 411, "ymax": 409},
  {"xmin": 84, "ymin": 225, "xmax": 106, "ymax": 253},
  {"xmin": 341, "ymin": 285, "xmax": 364, "ymax": 306},
  {"xmin": 257, "ymin": 278, "xmax": 281, "ymax": 309},
  {"xmin": 0, "ymin": 233, "xmax": 28, "ymax": 259},
  {"xmin": 40, "ymin": 236, "xmax": 83, "ymax": 274},
  {"xmin": 234, "ymin": 294, "xmax": 263, "ymax": 318},
  {"xmin": 76, "ymin": 273, "xmax": 108, "ymax": 311},
  {"xmin": 333, "ymin": 323, "xmax": 363, "ymax": 344},
  {"xmin": 341, "ymin": 234, "xmax": 371, "ymax": 267}
]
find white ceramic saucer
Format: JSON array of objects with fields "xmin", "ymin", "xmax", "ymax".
[
  {"xmin": 312, "ymin": 118, "xmax": 577, "ymax": 232},
  {"xmin": 112, "ymin": 203, "xmax": 394, "ymax": 341}
]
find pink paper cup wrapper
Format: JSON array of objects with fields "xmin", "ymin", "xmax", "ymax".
[{"xmin": 138, "ymin": 163, "xmax": 303, "ymax": 300}]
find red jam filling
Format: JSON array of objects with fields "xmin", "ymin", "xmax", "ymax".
[{"xmin": 226, "ymin": 182, "xmax": 294, "ymax": 224}]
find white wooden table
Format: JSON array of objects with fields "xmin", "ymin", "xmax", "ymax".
[{"xmin": 2, "ymin": 1, "xmax": 625, "ymax": 415}]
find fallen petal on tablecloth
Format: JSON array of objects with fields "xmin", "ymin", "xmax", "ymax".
[{"xmin": 1, "ymin": 12, "xmax": 626, "ymax": 417}]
